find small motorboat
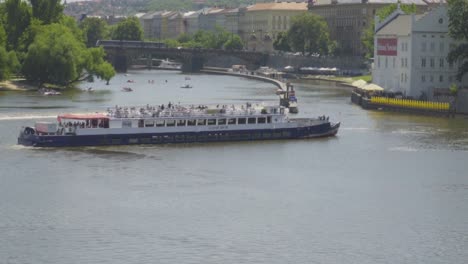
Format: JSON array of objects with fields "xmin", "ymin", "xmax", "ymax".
[
  {"xmin": 127, "ymin": 80, "xmax": 135, "ymax": 83},
  {"xmin": 180, "ymin": 84, "xmax": 192, "ymax": 89},
  {"xmin": 122, "ymin": 87, "xmax": 133, "ymax": 92},
  {"xmin": 39, "ymin": 88, "xmax": 62, "ymax": 96}
]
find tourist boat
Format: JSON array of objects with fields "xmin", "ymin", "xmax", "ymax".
[
  {"xmin": 17, "ymin": 102, "xmax": 340, "ymax": 147},
  {"xmin": 180, "ymin": 84, "xmax": 192, "ymax": 89},
  {"xmin": 157, "ymin": 59, "xmax": 182, "ymax": 70}
]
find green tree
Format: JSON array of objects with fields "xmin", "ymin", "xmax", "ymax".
[
  {"xmin": 224, "ymin": 35, "xmax": 243, "ymax": 50},
  {"xmin": 287, "ymin": 13, "xmax": 331, "ymax": 55},
  {"xmin": 80, "ymin": 17, "xmax": 109, "ymax": 47},
  {"xmin": 273, "ymin": 31, "xmax": 291, "ymax": 52},
  {"xmin": 361, "ymin": 3, "xmax": 417, "ymax": 58},
  {"xmin": 447, "ymin": 0, "xmax": 468, "ymax": 81},
  {"xmin": 22, "ymin": 23, "xmax": 114, "ymax": 86},
  {"xmin": 29, "ymin": 0, "xmax": 63, "ymax": 24},
  {"xmin": 112, "ymin": 17, "xmax": 143, "ymax": 41},
  {"xmin": 163, "ymin": 39, "xmax": 181, "ymax": 48},
  {"xmin": 2, "ymin": 0, "xmax": 31, "ymax": 51}
]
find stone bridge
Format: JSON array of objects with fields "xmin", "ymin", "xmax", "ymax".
[{"xmin": 97, "ymin": 40, "xmax": 269, "ymax": 72}]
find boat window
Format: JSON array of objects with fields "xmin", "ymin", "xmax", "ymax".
[
  {"xmin": 217, "ymin": 118, "xmax": 226, "ymax": 125},
  {"xmin": 238, "ymin": 118, "xmax": 246, "ymax": 124},
  {"xmin": 187, "ymin": 119, "xmax": 196, "ymax": 126},
  {"xmin": 267, "ymin": 116, "xmax": 272, "ymax": 123},
  {"xmin": 197, "ymin": 119, "xmax": 206, "ymax": 125},
  {"xmin": 129, "ymin": 138, "xmax": 138, "ymax": 144},
  {"xmin": 156, "ymin": 120, "xmax": 165, "ymax": 127},
  {"xmin": 207, "ymin": 119, "xmax": 216, "ymax": 125},
  {"xmin": 258, "ymin": 117, "xmax": 266, "ymax": 124},
  {"xmin": 145, "ymin": 120, "xmax": 154, "ymax": 127},
  {"xmin": 166, "ymin": 120, "xmax": 176, "ymax": 127},
  {"xmin": 248, "ymin": 117, "xmax": 256, "ymax": 124},
  {"xmin": 177, "ymin": 119, "xmax": 186, "ymax": 126},
  {"xmin": 122, "ymin": 120, "xmax": 132, "ymax": 128},
  {"xmin": 228, "ymin": 118, "xmax": 236, "ymax": 125}
]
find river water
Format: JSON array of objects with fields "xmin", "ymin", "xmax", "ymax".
[{"xmin": 1, "ymin": 70, "xmax": 467, "ymax": 264}]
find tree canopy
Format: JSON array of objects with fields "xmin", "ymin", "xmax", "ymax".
[
  {"xmin": 361, "ymin": 4, "xmax": 417, "ymax": 58},
  {"xmin": 165, "ymin": 28, "xmax": 244, "ymax": 50},
  {"xmin": 447, "ymin": 0, "xmax": 468, "ymax": 81},
  {"xmin": 30, "ymin": 0, "xmax": 63, "ymax": 24},
  {"xmin": 112, "ymin": 17, "xmax": 143, "ymax": 41},
  {"xmin": 22, "ymin": 23, "xmax": 114, "ymax": 86},
  {"xmin": 80, "ymin": 17, "xmax": 109, "ymax": 47},
  {"xmin": 287, "ymin": 13, "xmax": 332, "ymax": 55},
  {"xmin": 273, "ymin": 31, "xmax": 291, "ymax": 52},
  {"xmin": 0, "ymin": 0, "xmax": 116, "ymax": 84}
]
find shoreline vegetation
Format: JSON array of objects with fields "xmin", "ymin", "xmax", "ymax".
[{"xmin": 0, "ymin": 79, "xmax": 37, "ymax": 91}]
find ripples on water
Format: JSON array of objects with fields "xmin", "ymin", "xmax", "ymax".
[{"xmin": 1, "ymin": 71, "xmax": 468, "ymax": 264}]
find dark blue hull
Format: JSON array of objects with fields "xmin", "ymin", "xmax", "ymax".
[{"xmin": 18, "ymin": 123, "xmax": 340, "ymax": 147}]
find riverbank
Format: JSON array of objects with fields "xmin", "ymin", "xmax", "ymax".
[
  {"xmin": 299, "ymin": 74, "xmax": 372, "ymax": 87},
  {"xmin": 0, "ymin": 79, "xmax": 37, "ymax": 91},
  {"xmin": 201, "ymin": 67, "xmax": 286, "ymax": 90}
]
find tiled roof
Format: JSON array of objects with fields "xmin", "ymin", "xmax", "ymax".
[{"xmin": 247, "ymin": 2, "xmax": 308, "ymax": 11}]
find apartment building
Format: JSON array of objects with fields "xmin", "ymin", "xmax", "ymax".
[
  {"xmin": 372, "ymin": 5, "xmax": 467, "ymax": 99},
  {"xmin": 308, "ymin": 0, "xmax": 428, "ymax": 56}
]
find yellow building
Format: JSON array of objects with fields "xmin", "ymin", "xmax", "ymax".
[{"xmin": 239, "ymin": 2, "xmax": 308, "ymax": 52}]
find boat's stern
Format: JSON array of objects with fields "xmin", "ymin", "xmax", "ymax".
[{"xmin": 17, "ymin": 127, "xmax": 39, "ymax": 146}]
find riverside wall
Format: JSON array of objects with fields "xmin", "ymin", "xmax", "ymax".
[
  {"xmin": 201, "ymin": 68, "xmax": 286, "ymax": 90},
  {"xmin": 204, "ymin": 54, "xmax": 366, "ymax": 72}
]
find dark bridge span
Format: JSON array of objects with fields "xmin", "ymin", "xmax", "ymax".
[{"xmin": 97, "ymin": 40, "xmax": 268, "ymax": 72}]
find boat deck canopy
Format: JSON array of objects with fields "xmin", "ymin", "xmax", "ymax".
[{"xmin": 58, "ymin": 113, "xmax": 109, "ymax": 122}]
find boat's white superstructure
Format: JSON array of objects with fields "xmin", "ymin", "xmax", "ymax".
[{"xmin": 18, "ymin": 102, "xmax": 339, "ymax": 147}]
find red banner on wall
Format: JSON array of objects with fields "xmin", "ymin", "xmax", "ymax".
[{"xmin": 377, "ymin": 38, "xmax": 397, "ymax": 56}]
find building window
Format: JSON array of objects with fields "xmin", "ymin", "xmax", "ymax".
[
  {"xmin": 430, "ymin": 58, "xmax": 435, "ymax": 68},
  {"xmin": 405, "ymin": 58, "xmax": 408, "ymax": 68},
  {"xmin": 422, "ymin": 75, "xmax": 426, "ymax": 82},
  {"xmin": 378, "ymin": 56, "xmax": 380, "ymax": 68},
  {"xmin": 430, "ymin": 42, "xmax": 435, "ymax": 51},
  {"xmin": 401, "ymin": 73, "xmax": 404, "ymax": 82},
  {"xmin": 439, "ymin": 58, "xmax": 444, "ymax": 68},
  {"xmin": 430, "ymin": 75, "xmax": 434, "ymax": 82},
  {"xmin": 401, "ymin": 58, "xmax": 404, "ymax": 67},
  {"xmin": 439, "ymin": 75, "xmax": 444, "ymax": 82},
  {"xmin": 393, "ymin": 57, "xmax": 395, "ymax": 68},
  {"xmin": 440, "ymin": 42, "xmax": 445, "ymax": 53},
  {"xmin": 385, "ymin": 57, "xmax": 388, "ymax": 68},
  {"xmin": 421, "ymin": 42, "xmax": 426, "ymax": 52},
  {"xmin": 421, "ymin": 58, "xmax": 426, "ymax": 68},
  {"xmin": 449, "ymin": 75, "xmax": 453, "ymax": 82},
  {"xmin": 404, "ymin": 73, "xmax": 407, "ymax": 83}
]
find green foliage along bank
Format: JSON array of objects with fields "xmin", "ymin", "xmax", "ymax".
[
  {"xmin": 0, "ymin": 0, "xmax": 115, "ymax": 87},
  {"xmin": 273, "ymin": 13, "xmax": 334, "ymax": 56}
]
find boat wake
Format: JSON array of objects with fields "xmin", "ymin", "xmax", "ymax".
[{"xmin": 0, "ymin": 115, "xmax": 56, "ymax": 121}]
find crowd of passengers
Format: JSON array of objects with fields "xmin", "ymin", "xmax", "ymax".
[
  {"xmin": 59, "ymin": 120, "xmax": 106, "ymax": 129},
  {"xmin": 108, "ymin": 102, "xmax": 260, "ymax": 118}
]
